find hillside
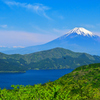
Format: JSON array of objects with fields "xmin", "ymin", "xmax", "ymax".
[
  {"xmin": 2, "ymin": 47, "xmax": 81, "ymax": 63},
  {"xmin": 28, "ymin": 54, "xmax": 100, "ymax": 69},
  {"xmin": 55, "ymin": 63, "xmax": 100, "ymax": 88},
  {"xmin": 1, "ymin": 63, "xmax": 100, "ymax": 99},
  {"xmin": 0, "ymin": 47, "xmax": 100, "ymax": 72},
  {"xmin": 2, "ymin": 47, "xmax": 100, "ymax": 64},
  {"xmin": 0, "ymin": 57, "xmax": 27, "ymax": 73}
]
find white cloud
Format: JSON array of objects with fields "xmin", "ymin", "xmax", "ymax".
[
  {"xmin": 0, "ymin": 30, "xmax": 58, "ymax": 47},
  {"xmin": 0, "ymin": 46, "xmax": 6, "ymax": 47},
  {"xmin": 81, "ymin": 24, "xmax": 95, "ymax": 28},
  {"xmin": 0, "ymin": 25, "xmax": 7, "ymax": 28},
  {"xmin": 32, "ymin": 25, "xmax": 52, "ymax": 34},
  {"xmin": 97, "ymin": 24, "xmax": 100, "ymax": 27},
  {"xmin": 85, "ymin": 25, "xmax": 95, "ymax": 28},
  {"xmin": 58, "ymin": 16, "xmax": 64, "ymax": 20},
  {"xmin": 5, "ymin": 1, "xmax": 51, "ymax": 20},
  {"xmin": 93, "ymin": 32, "xmax": 100, "ymax": 36},
  {"xmin": 53, "ymin": 28, "xmax": 70, "ymax": 34},
  {"xmin": 13, "ymin": 46, "xmax": 25, "ymax": 48}
]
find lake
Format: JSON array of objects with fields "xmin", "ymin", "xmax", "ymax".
[{"xmin": 0, "ymin": 69, "xmax": 74, "ymax": 89}]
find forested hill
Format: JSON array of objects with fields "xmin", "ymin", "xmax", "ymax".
[
  {"xmin": 0, "ymin": 47, "xmax": 100, "ymax": 72},
  {"xmin": 1, "ymin": 63, "xmax": 100, "ymax": 99},
  {"xmin": 0, "ymin": 47, "xmax": 82, "ymax": 63}
]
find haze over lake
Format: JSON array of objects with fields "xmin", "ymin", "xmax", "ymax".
[{"xmin": 0, "ymin": 69, "xmax": 73, "ymax": 89}]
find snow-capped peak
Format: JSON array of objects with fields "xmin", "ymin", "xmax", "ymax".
[{"xmin": 67, "ymin": 27, "xmax": 94, "ymax": 36}]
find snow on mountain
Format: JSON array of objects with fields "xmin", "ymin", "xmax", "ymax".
[
  {"xmin": 2, "ymin": 27, "xmax": 100, "ymax": 55},
  {"xmin": 67, "ymin": 27, "xmax": 94, "ymax": 36},
  {"xmin": 58, "ymin": 27, "xmax": 98, "ymax": 40}
]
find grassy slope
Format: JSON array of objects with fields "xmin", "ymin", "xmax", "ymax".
[
  {"xmin": 1, "ymin": 63, "xmax": 100, "ymax": 99},
  {"xmin": 55, "ymin": 63, "xmax": 100, "ymax": 88}
]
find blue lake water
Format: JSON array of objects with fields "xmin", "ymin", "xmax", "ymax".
[{"xmin": 0, "ymin": 69, "xmax": 74, "ymax": 89}]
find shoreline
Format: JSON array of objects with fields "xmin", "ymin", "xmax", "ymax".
[
  {"xmin": 0, "ymin": 71, "xmax": 26, "ymax": 73},
  {"xmin": 0, "ymin": 68, "xmax": 75, "ymax": 73}
]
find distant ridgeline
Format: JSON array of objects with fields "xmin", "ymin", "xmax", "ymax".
[
  {"xmin": 0, "ymin": 47, "xmax": 100, "ymax": 73},
  {"xmin": 2, "ymin": 27, "xmax": 100, "ymax": 55}
]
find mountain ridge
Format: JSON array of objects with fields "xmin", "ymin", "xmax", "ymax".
[
  {"xmin": 0, "ymin": 47, "xmax": 100, "ymax": 72},
  {"xmin": 1, "ymin": 27, "xmax": 100, "ymax": 55}
]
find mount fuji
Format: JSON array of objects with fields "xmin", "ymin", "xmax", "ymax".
[{"xmin": 2, "ymin": 27, "xmax": 100, "ymax": 55}]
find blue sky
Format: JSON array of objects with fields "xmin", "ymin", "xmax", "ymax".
[{"xmin": 0, "ymin": 0, "xmax": 100, "ymax": 47}]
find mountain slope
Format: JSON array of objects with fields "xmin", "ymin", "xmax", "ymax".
[
  {"xmin": 1, "ymin": 47, "xmax": 100, "ymax": 64},
  {"xmin": 28, "ymin": 54, "xmax": 100, "ymax": 69},
  {"xmin": 0, "ymin": 58, "xmax": 27, "ymax": 73},
  {"xmin": 2, "ymin": 27, "xmax": 100, "ymax": 55},
  {"xmin": 1, "ymin": 47, "xmax": 100, "ymax": 72},
  {"xmin": 1, "ymin": 63, "xmax": 100, "ymax": 99},
  {"xmin": 0, "ymin": 47, "xmax": 81, "ymax": 63}
]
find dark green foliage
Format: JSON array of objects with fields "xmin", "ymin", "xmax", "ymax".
[
  {"xmin": 0, "ymin": 58, "xmax": 27, "ymax": 72},
  {"xmin": 1, "ymin": 63, "xmax": 100, "ymax": 99},
  {"xmin": 28, "ymin": 54, "xmax": 100, "ymax": 70},
  {"xmin": 0, "ymin": 47, "xmax": 100, "ymax": 72}
]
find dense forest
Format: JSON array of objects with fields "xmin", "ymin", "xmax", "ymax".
[
  {"xmin": 0, "ymin": 63, "xmax": 100, "ymax": 99},
  {"xmin": 0, "ymin": 47, "xmax": 100, "ymax": 72}
]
